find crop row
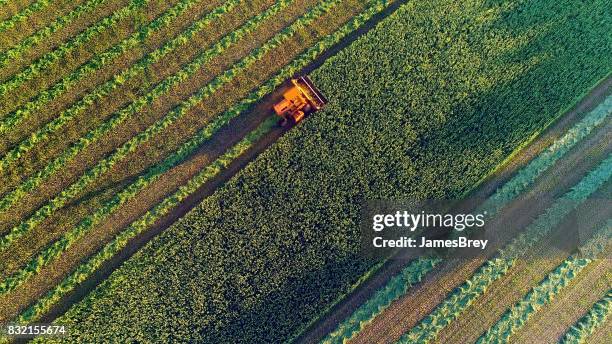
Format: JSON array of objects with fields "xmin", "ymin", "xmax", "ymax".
[
  {"xmin": 477, "ymin": 222, "xmax": 611, "ymax": 343},
  {"xmin": 398, "ymin": 154, "xmax": 612, "ymax": 343},
  {"xmin": 0, "ymin": 0, "xmax": 242, "ymax": 209},
  {"xmin": 560, "ymin": 289, "xmax": 612, "ymax": 344},
  {"xmin": 480, "ymin": 95, "xmax": 612, "ymax": 215},
  {"xmin": 0, "ymin": 0, "xmax": 149, "ymax": 95},
  {"xmin": 13, "ymin": 0, "xmax": 394, "ymax": 325},
  {"xmin": 0, "ymin": 0, "xmax": 216, "ymax": 133},
  {"xmin": 29, "ymin": 0, "xmax": 612, "ymax": 341},
  {"xmin": 324, "ymin": 96, "xmax": 612, "ymax": 343},
  {"xmin": 0, "ymin": 0, "xmax": 52, "ymax": 33},
  {"xmin": 322, "ymin": 258, "xmax": 441, "ymax": 343},
  {"xmin": 0, "ymin": 0, "xmax": 288, "ymax": 238},
  {"xmin": 19, "ymin": 117, "xmax": 277, "ymax": 325},
  {"xmin": 0, "ymin": 0, "xmax": 345, "ymax": 295}
]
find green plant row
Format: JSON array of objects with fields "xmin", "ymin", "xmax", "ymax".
[
  {"xmin": 0, "ymin": 117, "xmax": 271, "ymax": 344},
  {"xmin": 0, "ymin": 0, "xmax": 149, "ymax": 94},
  {"xmin": 322, "ymin": 257, "xmax": 441, "ymax": 344},
  {"xmin": 324, "ymin": 96, "xmax": 611, "ymax": 344},
  {"xmin": 0, "ymin": 0, "xmax": 216, "ymax": 133},
  {"xmin": 35, "ymin": 0, "xmax": 612, "ymax": 340},
  {"xmin": 0, "ymin": 0, "xmax": 344, "ymax": 295},
  {"xmin": 0, "ymin": 0, "xmax": 289, "ymax": 236},
  {"xmin": 22, "ymin": 116, "xmax": 277, "ymax": 325},
  {"xmin": 480, "ymin": 95, "xmax": 612, "ymax": 215},
  {"xmin": 0, "ymin": 0, "xmax": 53, "ymax": 33},
  {"xmin": 477, "ymin": 222, "xmax": 611, "ymax": 344},
  {"xmin": 560, "ymin": 289, "xmax": 612, "ymax": 344},
  {"xmin": 0, "ymin": 0, "xmax": 110, "ymax": 66},
  {"xmin": 0, "ymin": 0, "xmax": 243, "ymax": 208},
  {"xmin": 398, "ymin": 154, "xmax": 612, "ymax": 343},
  {"xmin": 13, "ymin": 0, "xmax": 393, "ymax": 325}
]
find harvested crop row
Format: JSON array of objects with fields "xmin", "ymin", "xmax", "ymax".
[
  {"xmin": 0, "ymin": 0, "xmax": 111, "ymax": 67},
  {"xmin": 0, "ymin": 0, "xmax": 242, "ymax": 210},
  {"xmin": 13, "ymin": 0, "xmax": 612, "ymax": 341},
  {"xmin": 323, "ymin": 61, "xmax": 612, "ymax": 344},
  {"xmin": 560, "ymin": 289, "xmax": 612, "ymax": 344},
  {"xmin": 8, "ymin": 0, "xmax": 394, "ymax": 327},
  {"xmin": 0, "ymin": 0, "xmax": 289, "ymax": 242},
  {"xmin": 0, "ymin": 0, "xmax": 338, "ymax": 284},
  {"xmin": 398, "ymin": 154, "xmax": 612, "ymax": 343},
  {"xmin": 479, "ymin": 96, "xmax": 612, "ymax": 215},
  {"xmin": 0, "ymin": 0, "xmax": 53, "ymax": 33},
  {"xmin": 477, "ymin": 223, "xmax": 611, "ymax": 343},
  {"xmin": 322, "ymin": 258, "xmax": 441, "ymax": 343},
  {"xmin": 0, "ymin": 0, "xmax": 345, "ymax": 296},
  {"xmin": 0, "ymin": 0, "xmax": 148, "ymax": 95},
  {"xmin": 0, "ymin": 0, "xmax": 216, "ymax": 134}
]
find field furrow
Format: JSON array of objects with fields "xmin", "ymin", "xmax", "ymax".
[
  {"xmin": 0, "ymin": 0, "xmax": 352, "ymax": 307},
  {"xmin": 0, "ymin": 0, "xmax": 385, "ymax": 324},
  {"xmin": 509, "ymin": 262, "xmax": 611, "ymax": 343},
  {"xmin": 396, "ymin": 155, "xmax": 612, "ymax": 343},
  {"xmin": 20, "ymin": 0, "xmax": 608, "ymax": 341},
  {"xmin": 330, "ymin": 94, "xmax": 611, "ymax": 344},
  {"xmin": 477, "ymin": 223, "xmax": 611, "ymax": 343},
  {"xmin": 0, "ymin": 0, "xmax": 161, "ymax": 100},
  {"xmin": 0, "ymin": 0, "xmax": 609, "ymax": 341},
  {"xmin": 0, "ymin": 0, "xmax": 238, "ymax": 206},
  {"xmin": 0, "ymin": 0, "xmax": 114, "ymax": 69},
  {"xmin": 0, "ymin": 0, "xmax": 247, "ymax": 191},
  {"xmin": 0, "ymin": 0, "xmax": 314, "ymax": 279},
  {"xmin": 0, "ymin": 0, "xmax": 214, "ymax": 135},
  {"xmin": 436, "ymin": 193, "xmax": 611, "ymax": 344},
  {"xmin": 0, "ymin": 0, "xmax": 55, "ymax": 34},
  {"xmin": 558, "ymin": 290, "xmax": 612, "ymax": 344},
  {"xmin": 0, "ymin": 0, "xmax": 302, "ymax": 251}
]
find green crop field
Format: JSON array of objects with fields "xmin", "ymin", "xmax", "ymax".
[{"xmin": 0, "ymin": 0, "xmax": 610, "ymax": 342}]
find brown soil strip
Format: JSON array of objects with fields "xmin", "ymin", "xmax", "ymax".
[
  {"xmin": 0, "ymin": 0, "xmax": 285, "ymax": 274},
  {"xmin": 509, "ymin": 260, "xmax": 611, "ymax": 344},
  {"xmin": 588, "ymin": 316, "xmax": 612, "ymax": 344},
  {"xmin": 0, "ymin": 0, "xmax": 231, "ymax": 193},
  {"xmin": 0, "ymin": 1, "xmax": 37, "ymax": 22},
  {"xmin": 437, "ymin": 183, "xmax": 611, "ymax": 344},
  {"xmin": 0, "ymin": 0, "xmax": 227, "ymax": 160},
  {"xmin": 348, "ymin": 104, "xmax": 612, "ymax": 344},
  {"xmin": 0, "ymin": 0, "xmax": 83, "ymax": 49},
  {"xmin": 0, "ymin": 0, "xmax": 371, "ymax": 323},
  {"xmin": 0, "ymin": 0, "xmax": 175, "ymax": 112}
]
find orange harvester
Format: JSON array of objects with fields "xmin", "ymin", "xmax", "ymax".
[{"xmin": 273, "ymin": 76, "xmax": 328, "ymax": 126}]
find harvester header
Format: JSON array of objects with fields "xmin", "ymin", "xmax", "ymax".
[{"xmin": 273, "ymin": 76, "xmax": 327, "ymax": 126}]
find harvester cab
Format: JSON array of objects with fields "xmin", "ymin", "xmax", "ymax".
[{"xmin": 273, "ymin": 76, "xmax": 327, "ymax": 126}]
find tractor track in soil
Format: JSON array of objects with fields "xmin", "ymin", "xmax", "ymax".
[
  {"xmin": 32, "ymin": 52, "xmax": 611, "ymax": 342},
  {"xmin": 27, "ymin": 0, "xmax": 411, "ymax": 328}
]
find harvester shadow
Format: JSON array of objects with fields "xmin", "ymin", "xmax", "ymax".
[
  {"xmin": 32, "ymin": 0, "xmax": 412, "ymax": 327},
  {"xmin": 30, "ymin": 0, "xmax": 612, "ymax": 341},
  {"xmin": 42, "ymin": 0, "xmax": 415, "ymax": 224}
]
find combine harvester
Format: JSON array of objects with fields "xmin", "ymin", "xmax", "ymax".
[{"xmin": 273, "ymin": 75, "xmax": 327, "ymax": 126}]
